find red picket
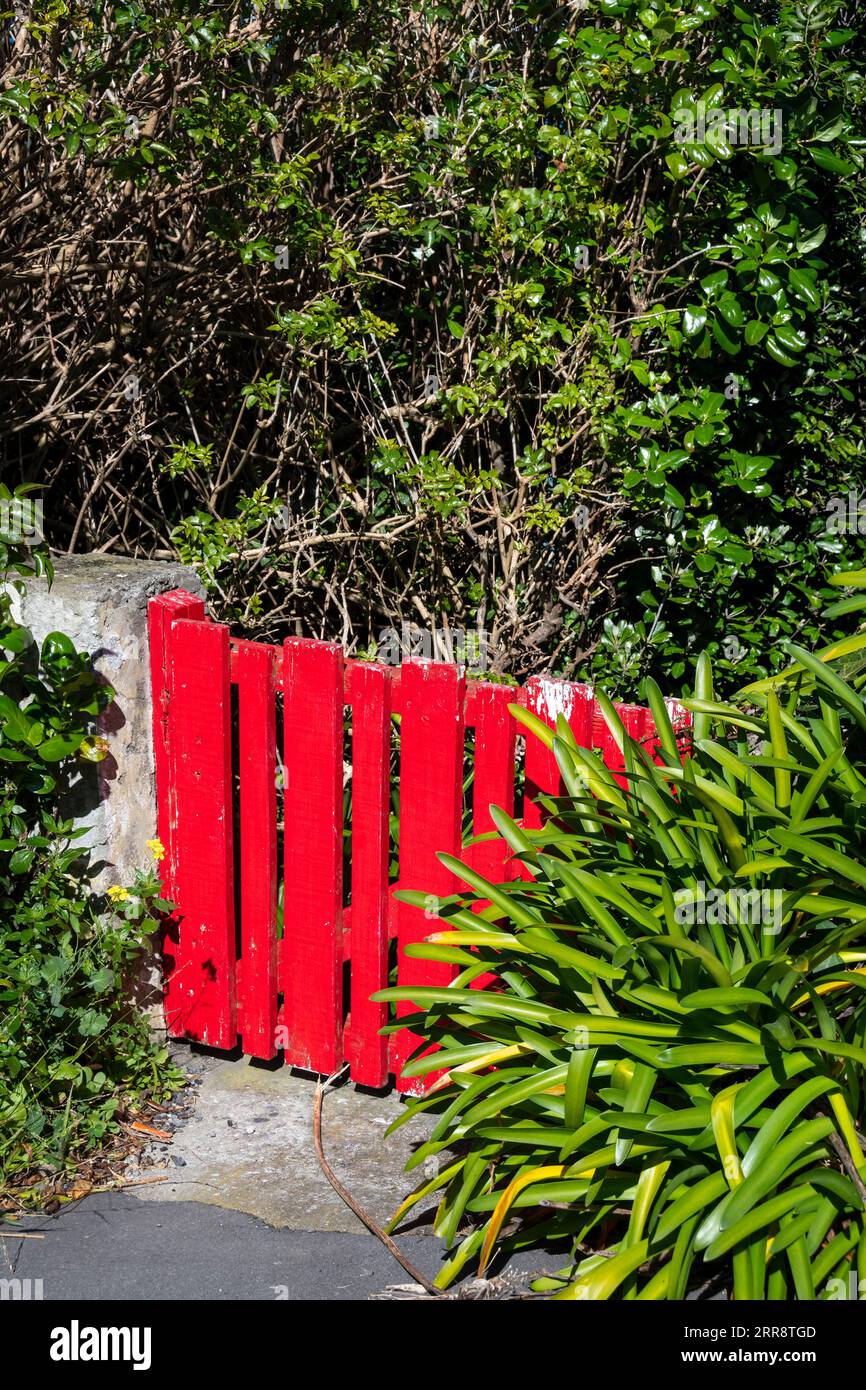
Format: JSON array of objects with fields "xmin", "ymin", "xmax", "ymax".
[
  {"xmin": 393, "ymin": 659, "xmax": 465, "ymax": 1093},
  {"xmin": 620, "ymin": 704, "xmax": 654, "ymax": 785},
  {"xmin": 590, "ymin": 698, "xmax": 621, "ymax": 773},
  {"xmin": 236, "ymin": 639, "xmax": 279, "ymax": 1060},
  {"xmin": 523, "ymin": 677, "xmax": 557, "ymax": 831},
  {"xmin": 469, "ymin": 682, "xmax": 518, "ymax": 884},
  {"xmin": 164, "ymin": 616, "xmax": 237, "ymax": 1049},
  {"xmin": 282, "ymin": 637, "xmax": 344, "ymax": 1074},
  {"xmin": 464, "ymin": 682, "xmax": 517, "ymax": 987},
  {"xmin": 587, "ymin": 699, "xmax": 650, "ymax": 786},
  {"xmin": 147, "ymin": 590, "xmax": 206, "ymax": 917},
  {"xmin": 569, "ymin": 684, "xmax": 595, "ymax": 752},
  {"xmin": 345, "ymin": 662, "xmax": 391, "ymax": 1088},
  {"xmin": 523, "ymin": 677, "xmax": 595, "ymax": 828}
]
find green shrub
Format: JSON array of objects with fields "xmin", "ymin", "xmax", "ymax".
[
  {"xmin": 377, "ymin": 582, "xmax": 866, "ymax": 1297},
  {"xmin": 2, "ymin": 2, "xmax": 865, "ymax": 688},
  {"xmin": 0, "ymin": 486, "xmax": 181, "ymax": 1203}
]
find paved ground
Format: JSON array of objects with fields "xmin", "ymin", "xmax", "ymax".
[
  {"xmin": 2, "ymin": 1193, "xmax": 459, "ymax": 1301},
  {"xmin": 124, "ymin": 1046, "xmax": 434, "ymax": 1232},
  {"xmin": 1, "ymin": 1045, "xmax": 557, "ymax": 1300}
]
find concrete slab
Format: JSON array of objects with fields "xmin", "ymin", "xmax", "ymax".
[{"xmin": 128, "ymin": 1046, "xmax": 435, "ymax": 1234}]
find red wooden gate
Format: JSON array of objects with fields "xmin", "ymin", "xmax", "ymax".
[{"xmin": 148, "ymin": 590, "xmax": 690, "ymax": 1092}]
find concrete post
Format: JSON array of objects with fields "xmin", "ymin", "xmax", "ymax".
[{"xmin": 13, "ymin": 555, "xmax": 205, "ymax": 1034}]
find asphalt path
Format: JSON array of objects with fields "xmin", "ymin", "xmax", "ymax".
[{"xmin": 3, "ymin": 1193, "xmax": 555, "ymax": 1301}]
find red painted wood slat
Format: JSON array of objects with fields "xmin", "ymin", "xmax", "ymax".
[
  {"xmin": 568, "ymin": 683, "xmax": 595, "ymax": 753},
  {"xmin": 147, "ymin": 591, "xmax": 206, "ymax": 919},
  {"xmin": 466, "ymin": 682, "xmax": 517, "ymax": 987},
  {"xmin": 523, "ymin": 676, "xmax": 558, "ymax": 831},
  {"xmin": 469, "ymin": 682, "xmax": 517, "ymax": 885},
  {"xmin": 346, "ymin": 662, "xmax": 391, "ymax": 1087},
  {"xmin": 523, "ymin": 677, "xmax": 594, "ymax": 827},
  {"xmin": 164, "ymin": 616, "xmax": 237, "ymax": 1049},
  {"xmin": 393, "ymin": 659, "xmax": 465, "ymax": 1093},
  {"xmin": 282, "ymin": 637, "xmax": 344, "ymax": 1074},
  {"xmin": 619, "ymin": 704, "xmax": 652, "ymax": 789},
  {"xmin": 590, "ymin": 696, "xmax": 621, "ymax": 781},
  {"xmin": 236, "ymin": 639, "xmax": 279, "ymax": 1060}
]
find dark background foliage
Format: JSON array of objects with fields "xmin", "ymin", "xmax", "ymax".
[{"xmin": 2, "ymin": 0, "xmax": 866, "ymax": 692}]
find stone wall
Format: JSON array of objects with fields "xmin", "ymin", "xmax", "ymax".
[{"xmin": 13, "ymin": 555, "xmax": 205, "ymax": 1032}]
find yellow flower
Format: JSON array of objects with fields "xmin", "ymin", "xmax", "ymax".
[
  {"xmin": 78, "ymin": 735, "xmax": 109, "ymax": 763},
  {"xmin": 107, "ymin": 885, "xmax": 130, "ymax": 904},
  {"xmin": 146, "ymin": 838, "xmax": 166, "ymax": 861}
]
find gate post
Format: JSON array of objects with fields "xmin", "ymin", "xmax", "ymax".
[{"xmin": 14, "ymin": 555, "xmax": 204, "ymax": 1034}]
